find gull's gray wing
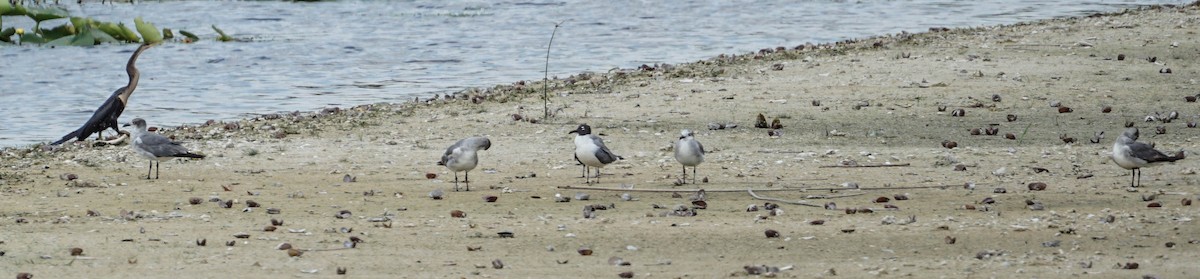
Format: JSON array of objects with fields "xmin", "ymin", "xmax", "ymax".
[
  {"xmin": 440, "ymin": 138, "xmax": 466, "ymax": 166},
  {"xmin": 1128, "ymin": 142, "xmax": 1178, "ymax": 163},
  {"xmin": 138, "ymin": 133, "xmax": 192, "ymax": 157},
  {"xmin": 588, "ymin": 135, "xmax": 619, "ymax": 164}
]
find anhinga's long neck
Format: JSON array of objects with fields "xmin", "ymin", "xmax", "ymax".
[{"xmin": 118, "ymin": 44, "xmax": 152, "ymax": 103}]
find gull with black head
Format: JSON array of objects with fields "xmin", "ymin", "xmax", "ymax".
[{"xmin": 568, "ymin": 124, "xmax": 621, "ymax": 184}]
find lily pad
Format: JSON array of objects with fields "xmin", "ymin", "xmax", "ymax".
[
  {"xmin": 212, "ymin": 25, "xmax": 233, "ymax": 42},
  {"xmin": 1, "ymin": 27, "xmax": 14, "ymax": 43},
  {"xmin": 179, "ymin": 30, "xmax": 199, "ymax": 42},
  {"xmin": 19, "ymin": 32, "xmax": 47, "ymax": 44},
  {"xmin": 1, "ymin": 1, "xmax": 26, "ymax": 16},
  {"xmin": 134, "ymin": 17, "xmax": 161, "ymax": 44},
  {"xmin": 24, "ymin": 6, "xmax": 68, "ymax": 23}
]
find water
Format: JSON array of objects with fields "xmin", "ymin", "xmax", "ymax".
[{"xmin": 0, "ymin": 0, "xmax": 1187, "ymax": 147}]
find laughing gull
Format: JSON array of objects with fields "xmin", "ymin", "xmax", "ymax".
[
  {"xmin": 1112, "ymin": 127, "xmax": 1185, "ymax": 187},
  {"xmin": 674, "ymin": 129, "xmax": 705, "ymax": 184},
  {"xmin": 438, "ymin": 136, "xmax": 492, "ymax": 191},
  {"xmin": 569, "ymin": 124, "xmax": 621, "ymax": 184},
  {"xmin": 125, "ymin": 118, "xmax": 205, "ymax": 179},
  {"xmin": 53, "ymin": 44, "xmax": 154, "ymax": 145}
]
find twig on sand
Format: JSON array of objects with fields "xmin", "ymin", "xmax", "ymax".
[
  {"xmin": 557, "ymin": 184, "xmax": 964, "ymax": 192},
  {"xmin": 802, "ymin": 192, "xmax": 866, "ymax": 199},
  {"xmin": 747, "ymin": 188, "xmax": 821, "ymax": 207},
  {"xmin": 94, "ymin": 131, "xmax": 130, "ymax": 146},
  {"xmin": 818, "ymin": 163, "xmax": 910, "ymax": 168}
]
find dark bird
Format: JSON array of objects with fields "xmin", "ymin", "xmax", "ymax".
[
  {"xmin": 1112, "ymin": 127, "xmax": 1185, "ymax": 187},
  {"xmin": 125, "ymin": 118, "xmax": 205, "ymax": 179},
  {"xmin": 437, "ymin": 137, "xmax": 492, "ymax": 191},
  {"xmin": 569, "ymin": 124, "xmax": 622, "ymax": 184},
  {"xmin": 52, "ymin": 44, "xmax": 154, "ymax": 145}
]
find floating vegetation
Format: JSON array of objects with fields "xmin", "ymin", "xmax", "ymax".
[{"xmin": 0, "ymin": 2, "xmax": 204, "ymax": 46}]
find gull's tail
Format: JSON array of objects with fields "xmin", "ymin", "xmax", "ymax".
[{"xmin": 175, "ymin": 153, "xmax": 206, "ymax": 159}]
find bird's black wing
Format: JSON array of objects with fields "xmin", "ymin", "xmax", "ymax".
[{"xmin": 51, "ymin": 88, "xmax": 127, "ymax": 145}]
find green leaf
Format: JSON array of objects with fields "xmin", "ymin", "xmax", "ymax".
[
  {"xmin": 162, "ymin": 28, "xmax": 174, "ymax": 39},
  {"xmin": 179, "ymin": 30, "xmax": 199, "ymax": 42},
  {"xmin": 89, "ymin": 27, "xmax": 118, "ymax": 44},
  {"xmin": 1, "ymin": 1, "xmax": 26, "ymax": 16},
  {"xmin": 134, "ymin": 17, "xmax": 161, "ymax": 44},
  {"xmin": 0, "ymin": 27, "xmax": 15, "ymax": 43},
  {"xmin": 19, "ymin": 32, "xmax": 47, "ymax": 44},
  {"xmin": 24, "ymin": 6, "xmax": 68, "ymax": 23},
  {"xmin": 44, "ymin": 34, "xmax": 75, "ymax": 46},
  {"xmin": 40, "ymin": 24, "xmax": 75, "ymax": 40},
  {"xmin": 70, "ymin": 25, "xmax": 96, "ymax": 46},
  {"xmin": 118, "ymin": 22, "xmax": 140, "ymax": 43},
  {"xmin": 212, "ymin": 25, "xmax": 233, "ymax": 42}
]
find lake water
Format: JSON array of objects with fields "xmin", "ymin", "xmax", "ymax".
[{"xmin": 0, "ymin": 0, "xmax": 1188, "ymax": 147}]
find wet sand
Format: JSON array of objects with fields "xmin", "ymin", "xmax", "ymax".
[{"xmin": 3, "ymin": 4, "xmax": 1200, "ymax": 278}]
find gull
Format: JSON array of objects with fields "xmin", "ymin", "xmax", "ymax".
[
  {"xmin": 674, "ymin": 129, "xmax": 705, "ymax": 184},
  {"xmin": 125, "ymin": 118, "xmax": 205, "ymax": 179},
  {"xmin": 438, "ymin": 137, "xmax": 491, "ymax": 191},
  {"xmin": 53, "ymin": 44, "xmax": 154, "ymax": 145},
  {"xmin": 568, "ymin": 124, "xmax": 621, "ymax": 184},
  {"xmin": 1112, "ymin": 127, "xmax": 1185, "ymax": 187}
]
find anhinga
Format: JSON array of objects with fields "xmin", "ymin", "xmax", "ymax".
[{"xmin": 51, "ymin": 43, "xmax": 154, "ymax": 145}]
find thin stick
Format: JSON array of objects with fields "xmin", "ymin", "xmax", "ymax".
[
  {"xmin": 557, "ymin": 184, "xmax": 961, "ymax": 192},
  {"xmin": 818, "ymin": 163, "xmax": 910, "ymax": 168},
  {"xmin": 803, "ymin": 192, "xmax": 866, "ymax": 199},
  {"xmin": 543, "ymin": 20, "xmax": 565, "ymax": 119},
  {"xmin": 747, "ymin": 188, "xmax": 821, "ymax": 207}
]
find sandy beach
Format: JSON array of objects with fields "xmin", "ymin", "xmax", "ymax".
[{"xmin": 3, "ymin": 3, "xmax": 1200, "ymax": 278}]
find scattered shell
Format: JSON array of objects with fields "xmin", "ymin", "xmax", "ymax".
[
  {"xmin": 1101, "ymin": 106, "xmax": 1112, "ymax": 113},
  {"xmin": 1183, "ymin": 198, "xmax": 1193, "ymax": 206},
  {"xmin": 746, "ymin": 204, "xmax": 759, "ymax": 212},
  {"xmin": 574, "ymin": 193, "xmax": 590, "ymax": 200},
  {"xmin": 941, "ymin": 140, "xmax": 957, "ymax": 149},
  {"xmin": 17, "ymin": 273, "xmax": 32, "ymax": 279},
  {"xmin": 754, "ymin": 113, "xmax": 769, "ymax": 128},
  {"xmin": 1187, "ymin": 96, "xmax": 1197, "ymax": 102},
  {"xmin": 492, "ymin": 259, "xmax": 504, "ymax": 269},
  {"xmin": 577, "ymin": 247, "xmax": 594, "ymax": 256},
  {"xmin": 691, "ymin": 200, "xmax": 707, "ymax": 209},
  {"xmin": 483, "ymin": 195, "xmax": 498, "ymax": 202},
  {"xmin": 969, "ymin": 128, "xmax": 982, "ymax": 135},
  {"xmin": 276, "ymin": 243, "xmax": 293, "ymax": 250},
  {"xmin": 764, "ymin": 229, "xmax": 780, "ymax": 238},
  {"xmin": 618, "ymin": 271, "xmax": 635, "ymax": 278},
  {"xmin": 991, "ymin": 94, "xmax": 1002, "ymax": 102},
  {"xmin": 980, "ymin": 197, "xmax": 996, "ymax": 204},
  {"xmin": 994, "ymin": 188, "xmax": 1007, "ymax": 194},
  {"xmin": 287, "ymin": 248, "xmax": 303, "ymax": 257},
  {"xmin": 1156, "ymin": 126, "xmax": 1167, "ymax": 134},
  {"xmin": 1058, "ymin": 107, "xmax": 1073, "ymax": 113},
  {"xmin": 1004, "ymin": 133, "xmax": 1016, "ymax": 140},
  {"xmin": 945, "ymin": 236, "xmax": 957, "ymax": 244},
  {"xmin": 1147, "ymin": 202, "xmax": 1162, "ymax": 208},
  {"xmin": 245, "ymin": 200, "xmax": 260, "ymax": 208},
  {"xmin": 233, "ymin": 232, "xmax": 250, "ymax": 239},
  {"xmin": 1121, "ymin": 262, "xmax": 1139, "ymax": 269},
  {"xmin": 450, "ymin": 210, "xmax": 466, "ymax": 218},
  {"xmin": 770, "ymin": 118, "xmax": 783, "ymax": 129},
  {"xmin": 264, "ymin": 225, "xmax": 276, "ymax": 232},
  {"xmin": 337, "ymin": 267, "xmax": 347, "ymax": 275},
  {"xmin": 429, "ymin": 189, "xmax": 445, "ymax": 200},
  {"xmin": 985, "ymin": 127, "xmax": 999, "ymax": 135},
  {"xmin": 196, "ymin": 239, "xmax": 207, "ymax": 246},
  {"xmin": 954, "ymin": 164, "xmax": 967, "ymax": 171},
  {"xmin": 188, "ymin": 197, "xmax": 203, "ymax": 205},
  {"xmin": 226, "ymin": 240, "xmax": 236, "ymax": 247},
  {"xmin": 425, "ymin": 173, "xmax": 437, "ymax": 179},
  {"xmin": 1117, "ymin": 54, "xmax": 1126, "ymax": 60},
  {"xmin": 823, "ymin": 202, "xmax": 836, "ymax": 210},
  {"xmin": 342, "ymin": 174, "xmax": 356, "ymax": 183},
  {"xmin": 893, "ymin": 194, "xmax": 909, "ymax": 200},
  {"xmin": 335, "ymin": 210, "xmax": 352, "ymax": 219},
  {"xmin": 951, "ymin": 109, "xmax": 965, "ymax": 117},
  {"xmin": 266, "ymin": 208, "xmax": 281, "ymax": 214},
  {"xmin": 69, "ymin": 247, "xmax": 83, "ymax": 256},
  {"xmin": 1006, "ymin": 114, "xmax": 1017, "ymax": 122},
  {"xmin": 809, "ymin": 220, "xmax": 825, "ymax": 225},
  {"xmin": 874, "ymin": 197, "xmax": 890, "ymax": 203},
  {"xmin": 1027, "ymin": 182, "xmax": 1047, "ymax": 191},
  {"xmin": 497, "ymin": 231, "xmax": 514, "ymax": 238}
]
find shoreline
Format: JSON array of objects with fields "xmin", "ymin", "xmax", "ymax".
[{"xmin": 3, "ymin": 3, "xmax": 1200, "ymax": 278}]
